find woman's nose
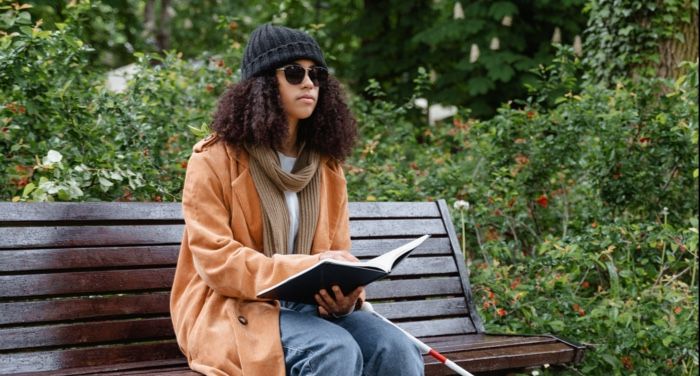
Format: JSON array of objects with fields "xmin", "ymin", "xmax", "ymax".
[{"xmin": 300, "ymin": 70, "xmax": 314, "ymax": 88}]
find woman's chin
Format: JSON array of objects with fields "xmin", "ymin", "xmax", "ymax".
[{"xmin": 294, "ymin": 111, "xmax": 315, "ymax": 120}]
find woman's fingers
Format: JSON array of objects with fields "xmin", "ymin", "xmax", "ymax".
[
  {"xmin": 319, "ymin": 250, "xmax": 359, "ymax": 262},
  {"xmin": 315, "ymin": 285, "xmax": 365, "ymax": 316},
  {"xmin": 318, "ymin": 305, "xmax": 330, "ymax": 317},
  {"xmin": 317, "ymin": 289, "xmax": 338, "ymax": 311}
]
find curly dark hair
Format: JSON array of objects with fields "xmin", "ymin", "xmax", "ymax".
[{"xmin": 211, "ymin": 74, "xmax": 357, "ymax": 161}]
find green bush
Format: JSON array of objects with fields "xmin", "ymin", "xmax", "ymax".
[
  {"xmin": 1, "ymin": 4, "xmax": 238, "ymax": 201},
  {"xmin": 344, "ymin": 50, "xmax": 698, "ymax": 374}
]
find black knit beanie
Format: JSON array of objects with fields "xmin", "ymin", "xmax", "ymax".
[{"xmin": 241, "ymin": 24, "xmax": 326, "ymax": 81}]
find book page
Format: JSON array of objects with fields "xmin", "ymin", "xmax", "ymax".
[{"xmin": 358, "ymin": 234, "xmax": 430, "ymax": 272}]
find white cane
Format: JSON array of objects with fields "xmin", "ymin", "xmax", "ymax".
[{"xmin": 360, "ymin": 301, "xmax": 474, "ymax": 376}]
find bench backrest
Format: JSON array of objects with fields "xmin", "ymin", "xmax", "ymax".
[{"xmin": 0, "ymin": 200, "xmax": 482, "ymax": 374}]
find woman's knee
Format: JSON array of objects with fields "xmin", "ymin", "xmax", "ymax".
[{"xmin": 285, "ymin": 326, "xmax": 363, "ymax": 376}]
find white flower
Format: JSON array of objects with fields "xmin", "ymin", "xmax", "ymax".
[
  {"xmin": 453, "ymin": 200, "xmax": 470, "ymax": 211},
  {"xmin": 453, "ymin": 2, "xmax": 464, "ymax": 20},
  {"xmin": 551, "ymin": 27, "xmax": 561, "ymax": 44},
  {"xmin": 531, "ymin": 371, "xmax": 540, "ymax": 376},
  {"xmin": 43, "ymin": 150, "xmax": 63, "ymax": 165},
  {"xmin": 501, "ymin": 16, "xmax": 513, "ymax": 26},
  {"xmin": 469, "ymin": 44, "xmax": 480, "ymax": 63},
  {"xmin": 573, "ymin": 35, "xmax": 582, "ymax": 56},
  {"xmin": 544, "ymin": 364, "xmax": 550, "ymax": 368},
  {"xmin": 490, "ymin": 37, "xmax": 500, "ymax": 50}
]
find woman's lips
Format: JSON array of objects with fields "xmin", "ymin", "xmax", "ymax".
[{"xmin": 297, "ymin": 95, "xmax": 315, "ymax": 104}]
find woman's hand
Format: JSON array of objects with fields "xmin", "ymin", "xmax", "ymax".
[
  {"xmin": 315, "ymin": 285, "xmax": 364, "ymax": 318},
  {"xmin": 318, "ymin": 250, "xmax": 359, "ymax": 262},
  {"xmin": 315, "ymin": 250, "xmax": 362, "ymax": 317}
]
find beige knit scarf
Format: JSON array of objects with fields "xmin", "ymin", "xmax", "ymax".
[{"xmin": 245, "ymin": 144, "xmax": 321, "ymax": 257}]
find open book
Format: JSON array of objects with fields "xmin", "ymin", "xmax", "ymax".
[{"xmin": 257, "ymin": 235, "xmax": 430, "ymax": 304}]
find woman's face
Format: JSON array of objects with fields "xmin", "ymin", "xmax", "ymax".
[{"xmin": 276, "ymin": 59, "xmax": 319, "ymax": 122}]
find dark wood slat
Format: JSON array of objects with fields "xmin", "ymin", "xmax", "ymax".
[
  {"xmin": 0, "ymin": 292, "xmax": 170, "ymax": 326},
  {"xmin": 0, "ymin": 203, "xmax": 183, "ymax": 223},
  {"xmin": 0, "ymin": 317, "xmax": 174, "ymax": 350},
  {"xmin": 0, "ymin": 246, "xmax": 179, "ymax": 272},
  {"xmin": 388, "ymin": 256, "xmax": 457, "ymax": 277},
  {"xmin": 0, "ymin": 225, "xmax": 184, "ymax": 249},
  {"xmin": 398, "ymin": 317, "xmax": 475, "ymax": 338},
  {"xmin": 0, "ymin": 268, "xmax": 175, "ymax": 298},
  {"xmin": 424, "ymin": 341, "xmax": 577, "ymax": 375},
  {"xmin": 349, "ymin": 218, "xmax": 446, "ymax": 238},
  {"xmin": 422, "ymin": 333, "xmax": 558, "ymax": 353},
  {"xmin": 365, "ymin": 277, "xmax": 463, "ymax": 300},
  {"xmin": 8, "ymin": 359, "xmax": 191, "ymax": 376},
  {"xmin": 374, "ymin": 297, "xmax": 468, "ymax": 320},
  {"xmin": 0, "ymin": 202, "xmax": 439, "ymax": 223},
  {"xmin": 97, "ymin": 367, "xmax": 197, "ymax": 376},
  {"xmin": 351, "ymin": 237, "xmax": 451, "ymax": 258},
  {"xmin": 348, "ymin": 202, "xmax": 440, "ymax": 219},
  {"xmin": 0, "ymin": 341, "xmax": 184, "ymax": 375}
]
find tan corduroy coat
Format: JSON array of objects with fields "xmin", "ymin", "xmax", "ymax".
[{"xmin": 170, "ymin": 135, "xmax": 361, "ymax": 375}]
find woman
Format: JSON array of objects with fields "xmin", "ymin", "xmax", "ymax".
[{"xmin": 170, "ymin": 24, "xmax": 424, "ymax": 376}]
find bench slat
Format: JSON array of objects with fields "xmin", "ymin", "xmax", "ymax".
[
  {"xmin": 17, "ymin": 359, "xmax": 194, "ymax": 376},
  {"xmin": 0, "ymin": 256, "xmax": 455, "ymax": 299},
  {"xmin": 350, "ymin": 218, "xmax": 446, "ymax": 238},
  {"xmin": 366, "ymin": 276, "xmax": 463, "ymax": 300},
  {"xmin": 0, "ymin": 292, "xmax": 170, "ymax": 326},
  {"xmin": 348, "ymin": 202, "xmax": 440, "ymax": 218},
  {"xmin": 0, "ymin": 246, "xmax": 179, "ymax": 272},
  {"xmin": 0, "ymin": 240, "xmax": 454, "ymax": 275},
  {"xmin": 2, "ymin": 277, "xmax": 465, "ymax": 325},
  {"xmin": 374, "ymin": 297, "xmax": 468, "ymax": 320},
  {"xmin": 389, "ymin": 256, "xmax": 457, "ymax": 277},
  {"xmin": 0, "ymin": 218, "xmax": 443, "ymax": 249},
  {"xmin": 0, "ymin": 203, "xmax": 183, "ymax": 223},
  {"xmin": 0, "ymin": 269, "xmax": 174, "ymax": 298},
  {"xmin": 398, "ymin": 317, "xmax": 474, "ymax": 338},
  {"xmin": 0, "ymin": 317, "xmax": 173, "ymax": 350},
  {"xmin": 351, "ymin": 237, "xmax": 451, "ymax": 258},
  {"xmin": 0, "ymin": 341, "xmax": 183, "ymax": 375},
  {"xmin": 0, "ymin": 225, "xmax": 184, "ymax": 249},
  {"xmin": 0, "ymin": 238, "xmax": 451, "ymax": 272},
  {"xmin": 0, "ymin": 202, "xmax": 439, "ymax": 223},
  {"xmin": 424, "ymin": 340, "xmax": 578, "ymax": 374}
]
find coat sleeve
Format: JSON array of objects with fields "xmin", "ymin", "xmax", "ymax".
[{"xmin": 182, "ymin": 150, "xmax": 321, "ymax": 300}]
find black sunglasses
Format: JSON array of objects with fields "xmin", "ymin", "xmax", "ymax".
[{"xmin": 276, "ymin": 64, "xmax": 328, "ymax": 86}]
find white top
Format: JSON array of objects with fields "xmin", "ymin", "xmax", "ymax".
[{"xmin": 278, "ymin": 152, "xmax": 299, "ymax": 253}]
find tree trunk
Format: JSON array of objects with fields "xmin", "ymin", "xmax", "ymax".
[
  {"xmin": 156, "ymin": 0, "xmax": 171, "ymax": 52},
  {"xmin": 657, "ymin": 9, "xmax": 699, "ymax": 79}
]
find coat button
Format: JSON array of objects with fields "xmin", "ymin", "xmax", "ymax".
[{"xmin": 238, "ymin": 315, "xmax": 248, "ymax": 325}]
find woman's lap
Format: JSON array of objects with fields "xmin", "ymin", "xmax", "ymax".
[{"xmin": 279, "ymin": 302, "xmax": 424, "ymax": 376}]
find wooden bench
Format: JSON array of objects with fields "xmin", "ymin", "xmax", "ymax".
[{"xmin": 0, "ymin": 200, "xmax": 585, "ymax": 375}]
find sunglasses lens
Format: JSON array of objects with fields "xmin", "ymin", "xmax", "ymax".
[
  {"xmin": 309, "ymin": 67, "xmax": 328, "ymax": 86},
  {"xmin": 283, "ymin": 65, "xmax": 306, "ymax": 85}
]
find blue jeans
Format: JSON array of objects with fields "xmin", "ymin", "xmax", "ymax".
[{"xmin": 279, "ymin": 301, "xmax": 424, "ymax": 376}]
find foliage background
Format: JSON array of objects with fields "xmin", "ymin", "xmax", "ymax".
[{"xmin": 1, "ymin": 0, "xmax": 698, "ymax": 374}]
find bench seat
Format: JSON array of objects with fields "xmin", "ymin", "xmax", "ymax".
[{"xmin": 0, "ymin": 201, "xmax": 584, "ymax": 375}]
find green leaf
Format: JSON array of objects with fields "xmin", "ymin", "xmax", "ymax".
[
  {"xmin": 605, "ymin": 260, "xmax": 620, "ymax": 298},
  {"xmin": 21, "ymin": 182, "xmax": 36, "ymax": 197},
  {"xmin": 662, "ymin": 336, "xmax": 674, "ymax": 347}
]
